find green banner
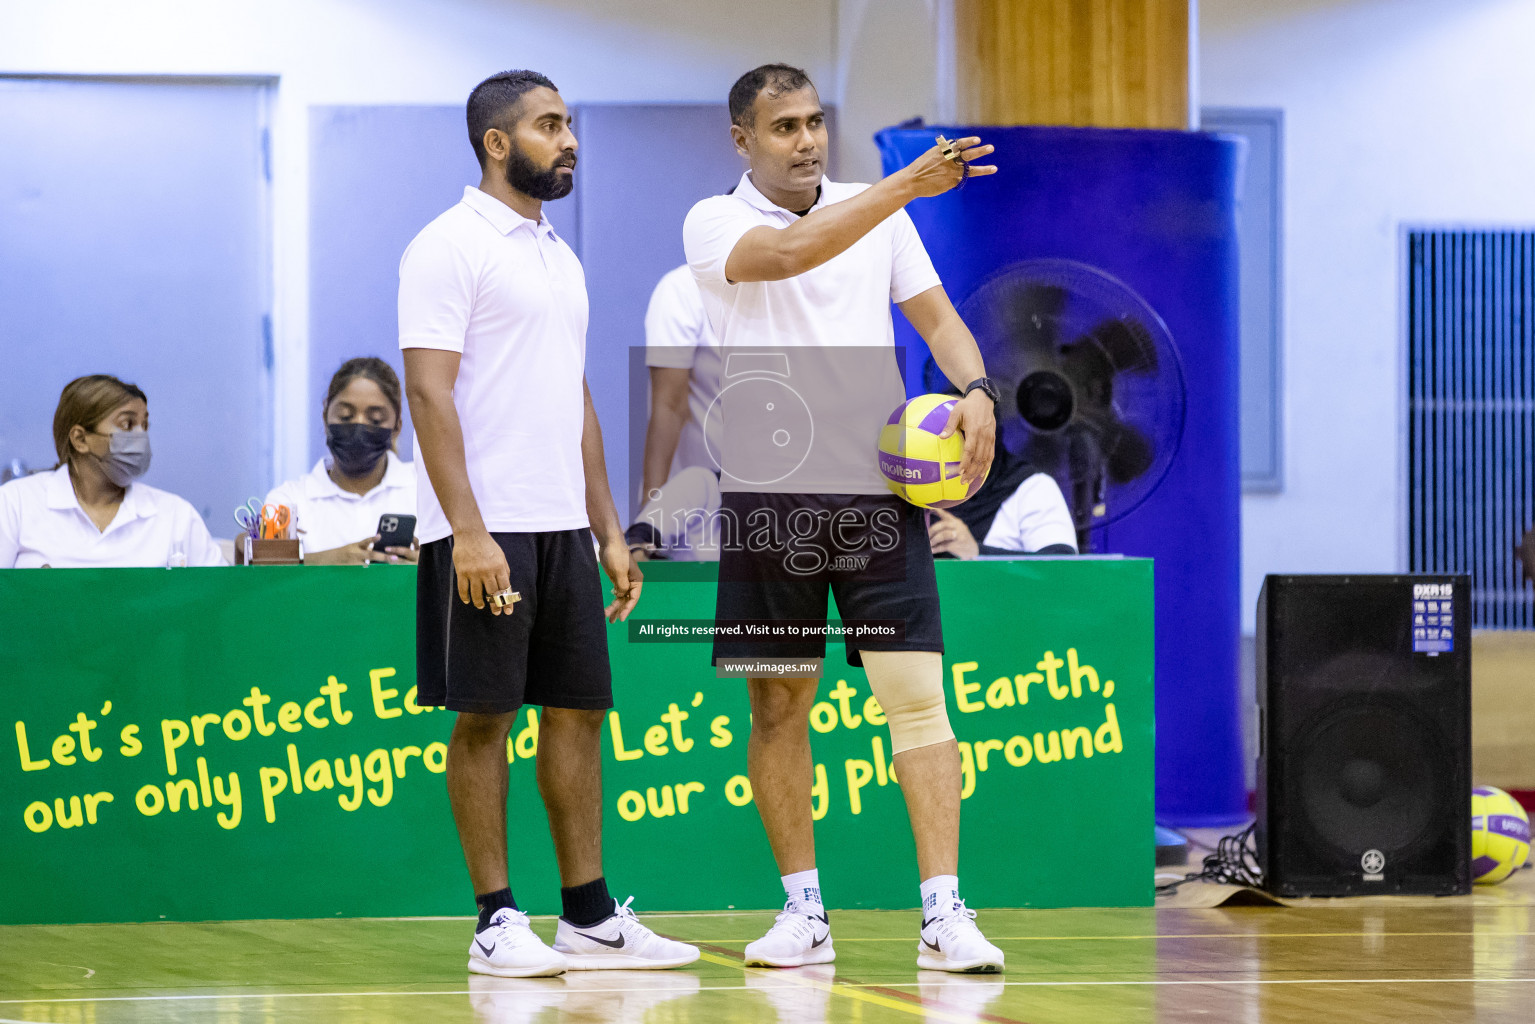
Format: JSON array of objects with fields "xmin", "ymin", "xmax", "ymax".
[{"xmin": 0, "ymin": 559, "xmax": 1153, "ymax": 924}]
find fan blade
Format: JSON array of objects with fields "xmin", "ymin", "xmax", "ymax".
[
  {"xmin": 1058, "ymin": 340, "xmax": 1115, "ymax": 409},
  {"xmin": 1090, "ymin": 317, "xmax": 1159, "ymax": 376},
  {"xmin": 1102, "ymin": 420, "xmax": 1156, "ymax": 483},
  {"xmin": 991, "ymin": 281, "xmax": 1067, "ymax": 363}
]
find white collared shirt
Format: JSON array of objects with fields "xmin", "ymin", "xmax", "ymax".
[
  {"xmin": 682, "ymin": 173, "xmax": 942, "ymax": 494},
  {"xmin": 983, "ymin": 474, "xmax": 1079, "ymax": 554},
  {"xmin": 644, "ymin": 265, "xmax": 724, "ymax": 480},
  {"xmin": 399, "ymin": 185, "xmax": 589, "ymax": 542},
  {"xmin": 683, "ymin": 172, "xmax": 941, "ymax": 349},
  {"xmin": 0, "ymin": 464, "xmax": 226, "ymax": 568},
  {"xmin": 264, "ymin": 452, "xmax": 417, "ymax": 556}
]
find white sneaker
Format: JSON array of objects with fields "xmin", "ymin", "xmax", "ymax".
[
  {"xmin": 468, "ymin": 907, "xmax": 567, "ymax": 978},
  {"xmin": 552, "ymin": 896, "xmax": 700, "ymax": 970},
  {"xmin": 916, "ymin": 901, "xmax": 1004, "ymax": 973},
  {"xmin": 744, "ymin": 901, "xmax": 835, "ymax": 967}
]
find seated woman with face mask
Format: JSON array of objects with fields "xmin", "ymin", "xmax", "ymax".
[
  {"xmin": 0, "ymin": 374, "xmax": 226, "ymax": 568},
  {"xmin": 264, "ymin": 357, "xmax": 418, "ymax": 565}
]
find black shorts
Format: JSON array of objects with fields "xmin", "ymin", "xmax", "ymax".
[
  {"xmin": 416, "ymin": 530, "xmax": 613, "ymax": 715},
  {"xmin": 713, "ymin": 492, "xmax": 943, "ymax": 669}
]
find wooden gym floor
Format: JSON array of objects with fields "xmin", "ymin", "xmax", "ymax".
[{"xmin": 3, "ymin": 860, "xmax": 1532, "ymax": 1022}]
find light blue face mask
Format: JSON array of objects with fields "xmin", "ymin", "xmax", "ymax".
[{"xmin": 97, "ymin": 429, "xmax": 152, "ymax": 487}]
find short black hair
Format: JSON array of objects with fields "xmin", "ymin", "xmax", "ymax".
[
  {"xmin": 728, "ymin": 63, "xmax": 815, "ymax": 129},
  {"xmin": 467, "ymin": 69, "xmax": 558, "ymax": 167}
]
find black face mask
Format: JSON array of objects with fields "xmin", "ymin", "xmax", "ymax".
[{"xmin": 326, "ymin": 423, "xmax": 393, "ymax": 478}]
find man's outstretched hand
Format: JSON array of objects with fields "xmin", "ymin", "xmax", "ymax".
[{"xmin": 902, "ymin": 136, "xmax": 997, "ymax": 198}]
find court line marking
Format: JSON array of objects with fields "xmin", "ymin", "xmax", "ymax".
[
  {"xmin": 33, "ymin": 901, "xmax": 1535, "ymax": 928},
  {"xmin": 859, "ymin": 980, "xmax": 1027, "ymax": 1024},
  {"xmin": 985, "ymin": 978, "xmax": 1535, "ymax": 987},
  {"xmin": 19, "ymin": 911, "xmax": 767, "ymax": 928},
  {"xmin": 356, "ymin": 910, "xmax": 799, "ymax": 923},
  {"xmin": 0, "ymin": 988, "xmax": 721, "ymax": 1005},
  {"xmin": 690, "ymin": 930, "xmax": 1535, "ymax": 942},
  {"xmin": 34, "ymin": 963, "xmax": 92, "ymax": 979},
  {"xmin": 694, "ymin": 949, "xmax": 1023, "ymax": 1024},
  {"xmin": 5, "ymin": 975, "xmax": 1535, "ymax": 1007}
]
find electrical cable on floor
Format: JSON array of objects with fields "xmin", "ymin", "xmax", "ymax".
[{"xmin": 1155, "ymin": 822, "xmax": 1263, "ymax": 897}]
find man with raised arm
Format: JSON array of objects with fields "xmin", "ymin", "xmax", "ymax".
[{"xmin": 684, "ymin": 63, "xmax": 1007, "ymax": 973}]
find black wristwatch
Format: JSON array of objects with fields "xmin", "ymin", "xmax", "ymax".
[{"xmin": 963, "ymin": 377, "xmax": 1000, "ymax": 404}]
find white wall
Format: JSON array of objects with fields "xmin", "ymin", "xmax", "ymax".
[
  {"xmin": 835, "ymin": 0, "xmax": 942, "ymax": 185},
  {"xmin": 1201, "ymin": 0, "xmax": 1535, "ymax": 631},
  {"xmin": 1, "ymin": 0, "xmax": 855, "ymax": 484}
]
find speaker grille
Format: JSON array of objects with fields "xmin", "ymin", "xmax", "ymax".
[{"xmin": 1295, "ymin": 702, "xmax": 1444, "ymax": 856}]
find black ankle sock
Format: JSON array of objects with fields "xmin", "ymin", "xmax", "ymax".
[
  {"xmin": 560, "ymin": 877, "xmax": 613, "ymax": 927},
  {"xmin": 475, "ymin": 888, "xmax": 518, "ymax": 932}
]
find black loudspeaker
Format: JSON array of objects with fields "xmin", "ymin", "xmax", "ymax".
[{"xmin": 1256, "ymin": 574, "xmax": 1471, "ymax": 897}]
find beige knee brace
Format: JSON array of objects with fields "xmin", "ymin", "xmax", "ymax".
[{"xmin": 860, "ymin": 650, "xmax": 953, "ymax": 754}]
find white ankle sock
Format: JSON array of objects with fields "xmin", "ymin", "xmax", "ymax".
[
  {"xmin": 920, "ymin": 874, "xmax": 962, "ymax": 918},
  {"xmin": 782, "ymin": 868, "xmax": 823, "ymax": 910}
]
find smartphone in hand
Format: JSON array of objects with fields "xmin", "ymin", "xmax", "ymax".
[{"xmin": 373, "ymin": 513, "xmax": 416, "ymax": 553}]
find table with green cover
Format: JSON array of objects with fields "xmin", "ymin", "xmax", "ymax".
[{"xmin": 0, "ymin": 559, "xmax": 1153, "ymax": 924}]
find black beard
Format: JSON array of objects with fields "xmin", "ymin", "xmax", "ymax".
[{"xmin": 505, "ymin": 146, "xmax": 575, "ymax": 201}]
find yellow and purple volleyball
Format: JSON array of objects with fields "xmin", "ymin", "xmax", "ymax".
[
  {"xmin": 1472, "ymin": 786, "xmax": 1531, "ymax": 884},
  {"xmin": 877, "ymin": 394, "xmax": 988, "ymax": 508}
]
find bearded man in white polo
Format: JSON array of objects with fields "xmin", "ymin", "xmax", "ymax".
[{"xmin": 401, "ymin": 69, "xmax": 698, "ymax": 978}]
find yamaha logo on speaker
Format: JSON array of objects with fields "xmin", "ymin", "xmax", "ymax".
[{"xmin": 1361, "ymin": 849, "xmax": 1386, "ymax": 880}]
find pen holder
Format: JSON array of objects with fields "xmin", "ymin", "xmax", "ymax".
[{"xmin": 240, "ymin": 537, "xmax": 302, "ymax": 565}]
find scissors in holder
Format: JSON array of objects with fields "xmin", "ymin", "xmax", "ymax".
[{"xmin": 260, "ymin": 503, "xmax": 292, "ymax": 540}]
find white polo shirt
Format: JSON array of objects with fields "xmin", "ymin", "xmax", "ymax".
[
  {"xmin": 399, "ymin": 186, "xmax": 589, "ymax": 542},
  {"xmin": 264, "ymin": 452, "xmax": 417, "ymax": 556},
  {"xmin": 684, "ymin": 172, "xmax": 942, "ymax": 347},
  {"xmin": 983, "ymin": 473, "xmax": 1078, "ymax": 553},
  {"xmin": 644, "ymin": 265, "xmax": 724, "ymax": 481},
  {"xmin": 0, "ymin": 465, "xmax": 226, "ymax": 568},
  {"xmin": 682, "ymin": 173, "xmax": 942, "ymax": 494}
]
